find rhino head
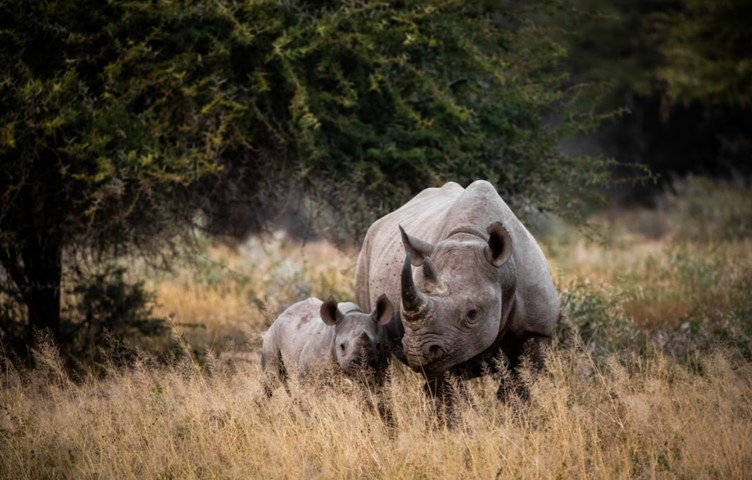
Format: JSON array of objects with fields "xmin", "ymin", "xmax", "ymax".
[
  {"xmin": 398, "ymin": 222, "xmax": 513, "ymax": 374},
  {"xmin": 320, "ymin": 295, "xmax": 394, "ymax": 376}
]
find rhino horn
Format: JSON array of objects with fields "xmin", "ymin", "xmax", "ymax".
[
  {"xmin": 401, "ymin": 253, "xmax": 430, "ymax": 323},
  {"xmin": 399, "ymin": 225, "xmax": 434, "ymax": 266},
  {"xmin": 422, "ymin": 256, "xmax": 438, "ymax": 285}
]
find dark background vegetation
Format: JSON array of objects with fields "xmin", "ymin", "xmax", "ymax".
[{"xmin": 1, "ymin": 0, "xmax": 749, "ymax": 367}]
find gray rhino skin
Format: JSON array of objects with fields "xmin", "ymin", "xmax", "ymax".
[
  {"xmin": 261, "ymin": 295, "xmax": 393, "ymax": 394},
  {"xmin": 355, "ymin": 180, "xmax": 559, "ymax": 400}
]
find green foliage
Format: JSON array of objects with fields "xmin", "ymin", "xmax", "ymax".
[
  {"xmin": 0, "ymin": 0, "xmax": 613, "ymax": 242},
  {"xmin": 62, "ymin": 265, "xmax": 168, "ymax": 367},
  {"xmin": 565, "ymin": 0, "xmax": 752, "ymax": 109},
  {"xmin": 201, "ymin": 0, "xmax": 614, "ymax": 236},
  {"xmin": 558, "ymin": 279, "xmax": 644, "ymax": 359},
  {"xmin": 564, "ymin": 0, "xmax": 664, "ymax": 102},
  {"xmin": 1, "ymin": 0, "xmax": 612, "ymax": 362},
  {"xmin": 0, "ymin": 1, "xmax": 237, "ymax": 354},
  {"xmin": 307, "ymin": 2, "xmax": 605, "ymax": 218},
  {"xmin": 0, "ymin": 1, "xmax": 230, "ymax": 251},
  {"xmin": 562, "ymin": 0, "xmax": 752, "ymax": 192},
  {"xmin": 654, "ymin": 0, "xmax": 752, "ymax": 107}
]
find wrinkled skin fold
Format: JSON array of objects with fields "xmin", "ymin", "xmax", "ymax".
[{"xmin": 355, "ymin": 181, "xmax": 559, "ymax": 405}]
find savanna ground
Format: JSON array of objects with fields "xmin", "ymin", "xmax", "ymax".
[{"xmin": 2, "ymin": 177, "xmax": 751, "ymax": 479}]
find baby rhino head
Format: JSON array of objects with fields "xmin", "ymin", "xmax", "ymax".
[{"xmin": 320, "ymin": 295, "xmax": 394, "ymax": 377}]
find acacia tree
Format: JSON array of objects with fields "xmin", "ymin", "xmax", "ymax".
[
  {"xmin": 0, "ymin": 2, "xmax": 238, "ymax": 354},
  {"xmin": 1, "ymin": 0, "xmax": 607, "ymax": 359},
  {"xmin": 213, "ymin": 0, "xmax": 610, "ymax": 237}
]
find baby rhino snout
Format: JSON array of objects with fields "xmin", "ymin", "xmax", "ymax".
[{"xmin": 349, "ymin": 332, "xmax": 383, "ymax": 371}]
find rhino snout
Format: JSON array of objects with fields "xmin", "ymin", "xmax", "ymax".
[
  {"xmin": 342, "ymin": 334, "xmax": 383, "ymax": 374},
  {"xmin": 422, "ymin": 343, "xmax": 445, "ymax": 365},
  {"xmin": 403, "ymin": 340, "xmax": 446, "ymax": 370}
]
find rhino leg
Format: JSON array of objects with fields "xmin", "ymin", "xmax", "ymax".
[
  {"xmin": 359, "ymin": 373, "xmax": 396, "ymax": 431},
  {"xmin": 261, "ymin": 349, "xmax": 290, "ymax": 398},
  {"xmin": 497, "ymin": 333, "xmax": 551, "ymax": 402},
  {"xmin": 422, "ymin": 373, "xmax": 468, "ymax": 424}
]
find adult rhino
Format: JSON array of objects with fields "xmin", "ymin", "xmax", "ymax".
[{"xmin": 355, "ymin": 180, "xmax": 559, "ymax": 403}]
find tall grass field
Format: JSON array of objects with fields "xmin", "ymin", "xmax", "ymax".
[{"xmin": 2, "ymin": 177, "xmax": 751, "ymax": 479}]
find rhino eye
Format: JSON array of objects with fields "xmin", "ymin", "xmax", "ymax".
[
  {"xmin": 465, "ymin": 309, "xmax": 479, "ymax": 324},
  {"xmin": 339, "ymin": 343, "xmax": 346, "ymax": 352}
]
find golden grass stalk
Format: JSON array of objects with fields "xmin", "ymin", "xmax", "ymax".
[{"xmin": 2, "ymin": 340, "xmax": 750, "ymax": 479}]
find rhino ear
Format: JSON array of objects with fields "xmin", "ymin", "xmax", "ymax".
[
  {"xmin": 399, "ymin": 225, "xmax": 434, "ymax": 267},
  {"xmin": 372, "ymin": 294, "xmax": 394, "ymax": 326},
  {"xmin": 320, "ymin": 296, "xmax": 342, "ymax": 326},
  {"xmin": 485, "ymin": 222, "xmax": 513, "ymax": 267}
]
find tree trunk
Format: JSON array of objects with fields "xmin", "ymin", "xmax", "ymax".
[{"xmin": 20, "ymin": 235, "xmax": 63, "ymax": 352}]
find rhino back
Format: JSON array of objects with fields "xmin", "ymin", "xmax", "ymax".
[
  {"xmin": 264, "ymin": 298, "xmax": 337, "ymax": 375},
  {"xmin": 356, "ymin": 182, "xmax": 464, "ymax": 310}
]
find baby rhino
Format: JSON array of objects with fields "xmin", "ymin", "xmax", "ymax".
[{"xmin": 261, "ymin": 295, "xmax": 393, "ymax": 395}]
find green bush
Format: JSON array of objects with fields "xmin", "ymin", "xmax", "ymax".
[
  {"xmin": 558, "ymin": 279, "xmax": 644, "ymax": 359},
  {"xmin": 62, "ymin": 265, "xmax": 169, "ymax": 369}
]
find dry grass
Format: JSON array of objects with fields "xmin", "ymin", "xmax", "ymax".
[
  {"xmin": 547, "ymin": 178, "xmax": 752, "ymax": 343},
  {"xmin": 2, "ymin": 339, "xmax": 750, "ymax": 479},
  {"xmin": 551, "ymin": 234, "xmax": 752, "ymax": 332},
  {"xmin": 2, "ymin": 177, "xmax": 751, "ymax": 478},
  {"xmin": 150, "ymin": 235, "xmax": 358, "ymax": 356}
]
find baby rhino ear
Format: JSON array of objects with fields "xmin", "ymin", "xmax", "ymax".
[
  {"xmin": 320, "ymin": 296, "xmax": 342, "ymax": 326},
  {"xmin": 371, "ymin": 294, "xmax": 394, "ymax": 326}
]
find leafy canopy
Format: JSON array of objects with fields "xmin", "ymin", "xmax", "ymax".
[
  {"xmin": 238, "ymin": 0, "xmax": 609, "ymax": 228},
  {"xmin": 654, "ymin": 0, "xmax": 752, "ymax": 107},
  {"xmin": 0, "ymin": 0, "xmax": 606, "ymax": 359}
]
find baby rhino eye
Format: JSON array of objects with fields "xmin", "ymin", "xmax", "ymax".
[{"xmin": 339, "ymin": 343, "xmax": 346, "ymax": 352}]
